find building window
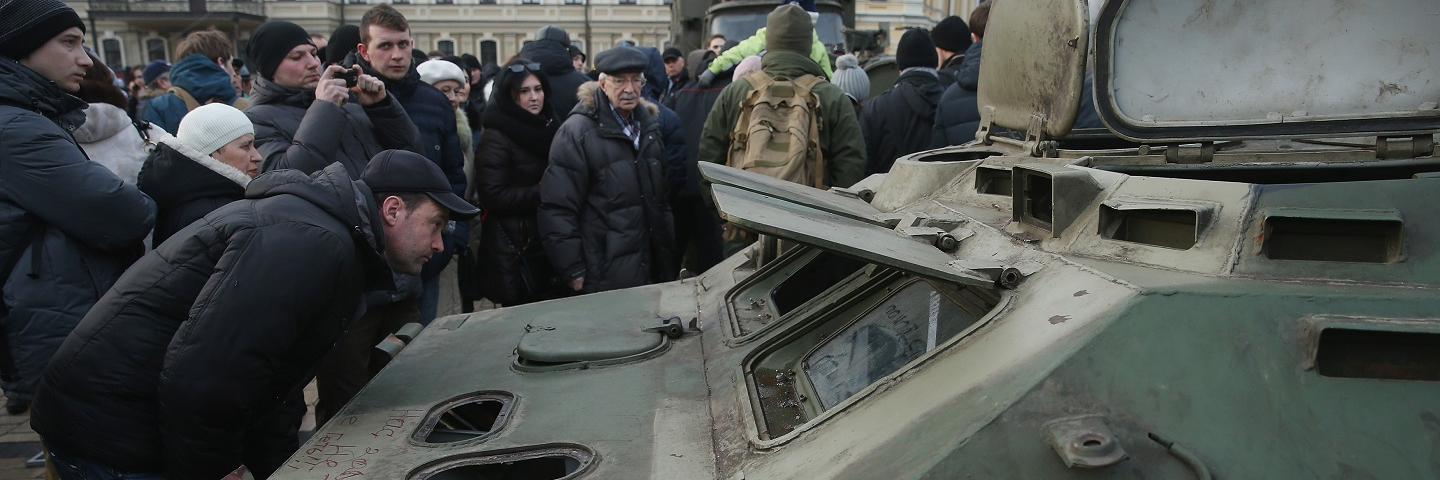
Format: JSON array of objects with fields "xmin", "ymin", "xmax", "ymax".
[
  {"xmin": 617, "ymin": 0, "xmax": 635, "ymax": 4},
  {"xmin": 477, "ymin": 0, "xmax": 496, "ymax": 4},
  {"xmin": 564, "ymin": 0, "xmax": 582, "ymax": 4},
  {"xmin": 480, "ymin": 40, "xmax": 497, "ymax": 65},
  {"xmin": 437, "ymin": 40, "xmax": 455, "ymax": 57},
  {"xmin": 521, "ymin": 0, "xmax": 541, "ymax": 4},
  {"xmin": 145, "ymin": 38, "xmax": 168, "ymax": 62},
  {"xmin": 346, "ymin": 0, "xmax": 367, "ymax": 4},
  {"xmin": 101, "ymin": 38, "xmax": 124, "ymax": 69},
  {"xmin": 436, "ymin": 0, "xmax": 453, "ymax": 3},
  {"xmin": 392, "ymin": 0, "xmax": 409, "ymax": 4}
]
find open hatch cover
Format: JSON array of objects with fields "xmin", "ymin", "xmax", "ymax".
[
  {"xmin": 704, "ymin": 164, "xmax": 991, "ymax": 288},
  {"xmin": 1093, "ymin": 0, "xmax": 1440, "ymax": 142}
]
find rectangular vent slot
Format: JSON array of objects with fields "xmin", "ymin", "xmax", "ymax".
[
  {"xmin": 1100, "ymin": 206, "xmax": 1198, "ymax": 250},
  {"xmin": 427, "ymin": 400, "xmax": 503, "ymax": 443},
  {"xmin": 1316, "ymin": 328, "xmax": 1440, "ymax": 381},
  {"xmin": 975, "ymin": 167, "xmax": 1013, "ymax": 196},
  {"xmin": 1020, "ymin": 173, "xmax": 1053, "ymax": 226},
  {"xmin": 1265, "ymin": 217, "xmax": 1401, "ymax": 263}
]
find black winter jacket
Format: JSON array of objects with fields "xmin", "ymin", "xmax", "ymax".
[
  {"xmin": 475, "ymin": 90, "xmax": 560, "ymax": 305},
  {"xmin": 0, "ymin": 57, "xmax": 156, "ymax": 405},
  {"xmin": 246, "ymin": 76, "xmax": 419, "ymax": 178},
  {"xmin": 936, "ymin": 51, "xmax": 967, "ymax": 90},
  {"xmin": 932, "ymin": 40, "xmax": 984, "ymax": 148},
  {"xmin": 31, "ymin": 163, "xmax": 393, "ymax": 480},
  {"xmin": 667, "ymin": 64, "xmax": 735, "ymax": 200},
  {"xmin": 520, "ymin": 39, "xmax": 591, "ymax": 119},
  {"xmin": 365, "ymin": 64, "xmax": 469, "ymax": 281},
  {"xmin": 862, "ymin": 68, "xmax": 945, "ymax": 174},
  {"xmin": 138, "ymin": 135, "xmax": 251, "ymax": 246},
  {"xmin": 539, "ymin": 82, "xmax": 677, "ymax": 294}
]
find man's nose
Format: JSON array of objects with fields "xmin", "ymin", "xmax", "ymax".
[{"xmin": 430, "ymin": 232, "xmax": 444, "ymax": 252}]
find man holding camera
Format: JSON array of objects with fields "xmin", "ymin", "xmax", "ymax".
[{"xmin": 243, "ymin": 20, "xmax": 419, "ymax": 176}]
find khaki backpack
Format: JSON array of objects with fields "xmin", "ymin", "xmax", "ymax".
[{"xmin": 728, "ymin": 71, "xmax": 827, "ymax": 189}]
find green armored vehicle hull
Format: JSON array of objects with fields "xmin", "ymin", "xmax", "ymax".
[{"xmin": 273, "ymin": 0, "xmax": 1440, "ymax": 477}]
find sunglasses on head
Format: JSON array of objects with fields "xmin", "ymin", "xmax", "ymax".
[{"xmin": 507, "ymin": 63, "xmax": 541, "ymax": 73}]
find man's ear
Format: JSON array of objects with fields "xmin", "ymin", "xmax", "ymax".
[
  {"xmin": 357, "ymin": 41, "xmax": 371, "ymax": 63},
  {"xmin": 380, "ymin": 195, "xmax": 405, "ymax": 226}
]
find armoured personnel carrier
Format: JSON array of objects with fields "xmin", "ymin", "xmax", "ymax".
[{"xmin": 274, "ymin": 0, "xmax": 1440, "ymax": 478}]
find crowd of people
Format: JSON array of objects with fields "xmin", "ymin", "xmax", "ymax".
[{"xmin": 0, "ymin": 0, "xmax": 997, "ymax": 475}]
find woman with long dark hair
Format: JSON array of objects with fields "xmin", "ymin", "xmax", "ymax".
[{"xmin": 475, "ymin": 57, "xmax": 563, "ymax": 305}]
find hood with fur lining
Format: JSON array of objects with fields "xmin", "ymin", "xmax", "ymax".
[{"xmin": 572, "ymin": 80, "xmax": 659, "ymax": 118}]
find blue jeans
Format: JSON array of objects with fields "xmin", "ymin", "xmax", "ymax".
[{"xmin": 44, "ymin": 440, "xmax": 165, "ymax": 480}]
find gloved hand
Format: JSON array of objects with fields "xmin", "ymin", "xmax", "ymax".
[{"xmin": 697, "ymin": 69, "xmax": 717, "ymax": 88}]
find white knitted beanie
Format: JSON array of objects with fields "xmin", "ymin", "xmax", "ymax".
[
  {"xmin": 177, "ymin": 103, "xmax": 254, "ymax": 155},
  {"xmin": 418, "ymin": 59, "xmax": 467, "ymax": 86}
]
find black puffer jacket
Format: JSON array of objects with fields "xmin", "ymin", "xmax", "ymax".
[
  {"xmin": 931, "ymin": 40, "xmax": 984, "ymax": 148},
  {"xmin": 245, "ymin": 76, "xmax": 419, "ymax": 178},
  {"xmin": 862, "ymin": 68, "xmax": 945, "ymax": 174},
  {"xmin": 520, "ymin": 35, "xmax": 590, "ymax": 119},
  {"xmin": 539, "ymin": 82, "xmax": 676, "ymax": 294},
  {"xmin": 32, "ymin": 163, "xmax": 393, "ymax": 480},
  {"xmin": 0, "ymin": 57, "xmax": 156, "ymax": 407},
  {"xmin": 667, "ymin": 52, "xmax": 734, "ymax": 200},
  {"xmin": 138, "ymin": 135, "xmax": 251, "ymax": 246},
  {"xmin": 474, "ymin": 76, "xmax": 560, "ymax": 306}
]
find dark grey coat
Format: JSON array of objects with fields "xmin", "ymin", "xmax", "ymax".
[
  {"xmin": 538, "ymin": 82, "xmax": 676, "ymax": 294},
  {"xmin": 0, "ymin": 56, "xmax": 156, "ymax": 405}
]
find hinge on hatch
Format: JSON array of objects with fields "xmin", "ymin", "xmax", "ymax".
[
  {"xmin": 1164, "ymin": 142, "xmax": 1214, "ymax": 164},
  {"xmin": 1375, "ymin": 134, "xmax": 1434, "ymax": 160},
  {"xmin": 975, "ymin": 109, "xmax": 1057, "ymax": 158}
]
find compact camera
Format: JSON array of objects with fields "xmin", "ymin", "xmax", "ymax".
[{"xmin": 336, "ymin": 50, "xmax": 360, "ymax": 88}]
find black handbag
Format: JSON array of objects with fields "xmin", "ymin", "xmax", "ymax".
[{"xmin": 496, "ymin": 225, "xmax": 559, "ymax": 304}]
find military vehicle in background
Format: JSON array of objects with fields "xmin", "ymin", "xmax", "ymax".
[
  {"xmin": 669, "ymin": 0, "xmax": 852, "ymax": 54},
  {"xmin": 273, "ymin": 0, "xmax": 1440, "ymax": 478}
]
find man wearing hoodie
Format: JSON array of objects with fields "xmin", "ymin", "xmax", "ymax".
[
  {"xmin": 145, "ymin": 29, "xmax": 249, "ymax": 134},
  {"xmin": 0, "ymin": 0, "xmax": 157, "ymax": 418},
  {"xmin": 356, "ymin": 5, "xmax": 469, "ymax": 325},
  {"xmin": 520, "ymin": 25, "xmax": 590, "ymax": 115},
  {"xmin": 32, "ymin": 151, "xmax": 479, "ymax": 480},
  {"xmin": 862, "ymin": 29, "xmax": 945, "ymax": 174},
  {"xmin": 698, "ymin": 3, "xmax": 866, "ymax": 189}
]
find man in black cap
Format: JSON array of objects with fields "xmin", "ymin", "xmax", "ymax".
[
  {"xmin": 930, "ymin": 15, "xmax": 973, "ymax": 88},
  {"xmin": 662, "ymin": 47, "xmax": 687, "ymax": 103},
  {"xmin": 32, "ymin": 151, "xmax": 478, "ymax": 480},
  {"xmin": 0, "ymin": 0, "xmax": 157, "ymax": 418},
  {"xmin": 539, "ymin": 46, "xmax": 676, "ymax": 294},
  {"xmin": 861, "ymin": 28, "xmax": 945, "ymax": 174}
]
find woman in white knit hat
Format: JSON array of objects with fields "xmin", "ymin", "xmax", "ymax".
[
  {"xmin": 417, "ymin": 58, "xmax": 477, "ymax": 200},
  {"xmin": 137, "ymin": 103, "xmax": 260, "ymax": 246}
]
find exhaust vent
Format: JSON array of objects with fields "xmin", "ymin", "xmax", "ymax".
[
  {"xmin": 412, "ymin": 391, "xmax": 515, "ymax": 444},
  {"xmin": 1099, "ymin": 200, "xmax": 1212, "ymax": 250},
  {"xmin": 1263, "ymin": 212, "xmax": 1402, "ymax": 263},
  {"xmin": 1012, "ymin": 164, "xmax": 1103, "ymax": 238},
  {"xmin": 975, "ymin": 166, "xmax": 1013, "ymax": 196},
  {"xmin": 1316, "ymin": 328, "xmax": 1440, "ymax": 381},
  {"xmin": 411, "ymin": 444, "xmax": 595, "ymax": 480}
]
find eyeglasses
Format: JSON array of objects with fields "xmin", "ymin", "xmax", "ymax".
[
  {"xmin": 506, "ymin": 62, "xmax": 541, "ymax": 73},
  {"xmin": 607, "ymin": 76, "xmax": 646, "ymax": 88}
]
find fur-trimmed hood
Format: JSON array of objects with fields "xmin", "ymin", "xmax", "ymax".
[
  {"xmin": 572, "ymin": 81, "xmax": 659, "ymax": 118},
  {"xmin": 153, "ymin": 133, "xmax": 252, "ymax": 187}
]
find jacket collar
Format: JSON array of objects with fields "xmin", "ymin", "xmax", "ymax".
[
  {"xmin": 0, "ymin": 56, "xmax": 88, "ymax": 126},
  {"xmin": 758, "ymin": 50, "xmax": 827, "ymax": 80}
]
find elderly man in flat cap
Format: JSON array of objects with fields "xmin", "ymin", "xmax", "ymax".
[{"xmin": 538, "ymin": 46, "xmax": 676, "ymax": 295}]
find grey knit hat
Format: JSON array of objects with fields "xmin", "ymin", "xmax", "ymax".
[
  {"xmin": 831, "ymin": 54, "xmax": 870, "ymax": 102},
  {"xmin": 0, "ymin": 0, "xmax": 86, "ymax": 60},
  {"xmin": 178, "ymin": 104, "xmax": 254, "ymax": 155}
]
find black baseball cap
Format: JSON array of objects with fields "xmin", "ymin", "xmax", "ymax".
[
  {"xmin": 662, "ymin": 47, "xmax": 684, "ymax": 61},
  {"xmin": 362, "ymin": 150, "xmax": 480, "ymax": 219}
]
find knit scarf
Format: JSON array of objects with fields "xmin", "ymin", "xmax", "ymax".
[{"xmin": 481, "ymin": 94, "xmax": 559, "ymax": 159}]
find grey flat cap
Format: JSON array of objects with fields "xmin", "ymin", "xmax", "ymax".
[{"xmin": 594, "ymin": 46, "xmax": 648, "ymax": 74}]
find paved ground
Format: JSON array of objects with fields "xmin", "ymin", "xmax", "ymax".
[{"xmin": 0, "ymin": 262, "xmax": 490, "ymax": 478}]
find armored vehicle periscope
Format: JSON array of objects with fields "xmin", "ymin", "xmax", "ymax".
[{"xmin": 275, "ymin": 0, "xmax": 1440, "ymax": 478}]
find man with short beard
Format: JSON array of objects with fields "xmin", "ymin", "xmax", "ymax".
[
  {"xmin": 539, "ymin": 46, "xmax": 676, "ymax": 295},
  {"xmin": 354, "ymin": 4, "xmax": 468, "ymax": 327}
]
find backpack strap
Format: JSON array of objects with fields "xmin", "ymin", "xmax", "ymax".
[
  {"xmin": 728, "ymin": 71, "xmax": 777, "ymax": 167},
  {"xmin": 168, "ymin": 86, "xmax": 201, "ymax": 112},
  {"xmin": 132, "ymin": 120, "xmax": 156, "ymax": 148},
  {"xmin": 793, "ymin": 74, "xmax": 827, "ymax": 189}
]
